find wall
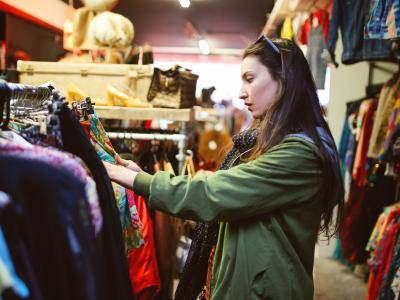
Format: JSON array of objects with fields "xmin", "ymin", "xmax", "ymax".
[
  {"xmin": 6, "ymin": 14, "xmax": 66, "ymax": 65},
  {"xmin": 0, "ymin": 0, "xmax": 74, "ymax": 32}
]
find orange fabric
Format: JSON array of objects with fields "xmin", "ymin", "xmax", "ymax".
[
  {"xmin": 366, "ymin": 271, "xmax": 376, "ymax": 300},
  {"xmin": 205, "ymin": 246, "xmax": 216, "ymax": 300}
]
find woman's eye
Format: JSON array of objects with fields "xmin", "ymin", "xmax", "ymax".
[{"xmin": 246, "ymin": 77, "xmax": 253, "ymax": 83}]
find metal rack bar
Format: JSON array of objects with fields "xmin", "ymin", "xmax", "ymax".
[
  {"xmin": 106, "ymin": 131, "xmax": 188, "ymax": 173},
  {"xmin": 106, "ymin": 131, "xmax": 186, "ymax": 142}
]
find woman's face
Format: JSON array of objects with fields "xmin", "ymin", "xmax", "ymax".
[{"xmin": 239, "ymin": 55, "xmax": 280, "ymax": 118}]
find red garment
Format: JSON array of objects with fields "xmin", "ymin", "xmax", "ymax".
[
  {"xmin": 352, "ymin": 100, "xmax": 377, "ymax": 187},
  {"xmin": 367, "ymin": 221, "xmax": 399, "ymax": 300},
  {"xmin": 299, "ymin": 17, "xmax": 311, "ymax": 45},
  {"xmin": 128, "ymin": 193, "xmax": 161, "ymax": 299},
  {"xmin": 340, "ymin": 186, "xmax": 366, "ymax": 263},
  {"xmin": 299, "ymin": 9, "xmax": 330, "ymax": 44}
]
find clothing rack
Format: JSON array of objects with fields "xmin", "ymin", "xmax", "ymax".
[
  {"xmin": 0, "ymin": 82, "xmax": 55, "ymax": 129},
  {"xmin": 106, "ymin": 131, "xmax": 187, "ymax": 172},
  {"xmin": 0, "ymin": 82, "xmax": 54, "ymax": 102}
]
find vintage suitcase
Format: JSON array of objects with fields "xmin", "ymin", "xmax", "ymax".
[{"xmin": 17, "ymin": 61, "xmax": 153, "ymax": 103}]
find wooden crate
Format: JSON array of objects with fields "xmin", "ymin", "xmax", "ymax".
[{"xmin": 17, "ymin": 61, "xmax": 153, "ymax": 102}]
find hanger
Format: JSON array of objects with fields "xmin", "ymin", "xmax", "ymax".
[{"xmin": 0, "ymin": 83, "xmax": 11, "ymax": 130}]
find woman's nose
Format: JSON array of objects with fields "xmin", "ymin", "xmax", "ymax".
[{"xmin": 239, "ymin": 86, "xmax": 247, "ymax": 100}]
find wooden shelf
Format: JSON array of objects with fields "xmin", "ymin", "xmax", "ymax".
[
  {"xmin": 263, "ymin": 0, "xmax": 331, "ymax": 36},
  {"xmin": 95, "ymin": 106, "xmax": 219, "ymax": 122},
  {"xmin": 193, "ymin": 107, "xmax": 219, "ymax": 123},
  {"xmin": 95, "ymin": 106, "xmax": 194, "ymax": 122}
]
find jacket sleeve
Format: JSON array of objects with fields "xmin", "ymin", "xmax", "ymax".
[
  {"xmin": 146, "ymin": 139, "xmax": 323, "ymax": 222},
  {"xmin": 327, "ymin": 0, "xmax": 341, "ymax": 65}
]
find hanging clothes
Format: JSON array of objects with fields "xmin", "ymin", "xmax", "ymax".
[
  {"xmin": 306, "ymin": 23, "xmax": 327, "ymax": 89},
  {"xmin": 280, "ymin": 17, "xmax": 294, "ymax": 40},
  {"xmin": 378, "ymin": 95, "xmax": 400, "ymax": 161},
  {"xmin": 365, "ymin": 0, "xmax": 400, "ymax": 39},
  {"xmin": 368, "ymin": 76, "xmax": 400, "ymax": 159},
  {"xmin": 59, "ymin": 106, "xmax": 133, "ymax": 300},
  {"xmin": 78, "ymin": 112, "xmax": 145, "ymax": 252},
  {"xmin": 299, "ymin": 10, "xmax": 330, "ymax": 45},
  {"xmin": 0, "ymin": 155, "xmax": 96, "ymax": 300},
  {"xmin": 128, "ymin": 193, "xmax": 160, "ymax": 300},
  {"xmin": 0, "ymin": 83, "xmax": 134, "ymax": 300},
  {"xmin": 0, "ymin": 138, "xmax": 102, "ymax": 235},
  {"xmin": 366, "ymin": 206, "xmax": 400, "ymax": 300},
  {"xmin": 352, "ymin": 99, "xmax": 377, "ymax": 187},
  {"xmin": 338, "ymin": 91, "xmax": 398, "ymax": 264},
  {"xmin": 328, "ymin": 0, "xmax": 394, "ymax": 65}
]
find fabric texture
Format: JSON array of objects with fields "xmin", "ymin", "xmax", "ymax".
[
  {"xmin": 366, "ymin": 0, "xmax": 400, "ymax": 39},
  {"xmin": 84, "ymin": 113, "xmax": 144, "ymax": 252}
]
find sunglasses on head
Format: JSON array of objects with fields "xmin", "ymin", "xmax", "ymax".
[{"xmin": 255, "ymin": 35, "xmax": 280, "ymax": 54}]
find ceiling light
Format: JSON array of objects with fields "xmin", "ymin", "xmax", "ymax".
[
  {"xmin": 179, "ymin": 0, "xmax": 190, "ymax": 8},
  {"xmin": 198, "ymin": 39, "xmax": 210, "ymax": 55}
]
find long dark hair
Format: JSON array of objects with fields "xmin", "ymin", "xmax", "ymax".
[{"xmin": 243, "ymin": 38, "xmax": 344, "ymax": 239}]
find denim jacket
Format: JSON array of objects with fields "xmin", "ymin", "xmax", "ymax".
[
  {"xmin": 328, "ymin": 0, "xmax": 395, "ymax": 65},
  {"xmin": 365, "ymin": 0, "xmax": 400, "ymax": 39}
]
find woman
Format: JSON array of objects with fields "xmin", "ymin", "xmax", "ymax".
[{"xmin": 105, "ymin": 37, "xmax": 344, "ymax": 300}]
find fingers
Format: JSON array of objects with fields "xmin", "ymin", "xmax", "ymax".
[
  {"xmin": 115, "ymin": 155, "xmax": 129, "ymax": 167},
  {"xmin": 103, "ymin": 161, "xmax": 115, "ymax": 177},
  {"xmin": 115, "ymin": 155, "xmax": 143, "ymax": 172},
  {"xmin": 103, "ymin": 160, "xmax": 137, "ymax": 189}
]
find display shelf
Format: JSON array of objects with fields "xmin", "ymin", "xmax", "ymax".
[
  {"xmin": 262, "ymin": 0, "xmax": 331, "ymax": 36},
  {"xmin": 95, "ymin": 105, "xmax": 219, "ymax": 122},
  {"xmin": 94, "ymin": 105, "xmax": 194, "ymax": 122},
  {"xmin": 193, "ymin": 107, "xmax": 219, "ymax": 123}
]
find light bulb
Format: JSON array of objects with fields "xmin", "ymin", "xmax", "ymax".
[
  {"xmin": 198, "ymin": 39, "xmax": 210, "ymax": 55},
  {"xmin": 179, "ymin": 0, "xmax": 190, "ymax": 8}
]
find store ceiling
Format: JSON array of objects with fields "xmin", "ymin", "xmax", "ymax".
[{"xmin": 66, "ymin": 0, "xmax": 274, "ymax": 53}]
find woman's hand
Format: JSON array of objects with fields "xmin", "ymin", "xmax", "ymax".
[
  {"xmin": 103, "ymin": 161, "xmax": 138, "ymax": 189},
  {"xmin": 115, "ymin": 155, "xmax": 143, "ymax": 172}
]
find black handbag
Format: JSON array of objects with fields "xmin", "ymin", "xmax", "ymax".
[{"xmin": 147, "ymin": 65, "xmax": 199, "ymax": 109}]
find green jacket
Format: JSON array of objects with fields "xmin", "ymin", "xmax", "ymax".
[{"xmin": 134, "ymin": 137, "xmax": 324, "ymax": 300}]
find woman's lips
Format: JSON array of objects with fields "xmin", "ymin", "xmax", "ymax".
[{"xmin": 245, "ymin": 104, "xmax": 253, "ymax": 112}]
